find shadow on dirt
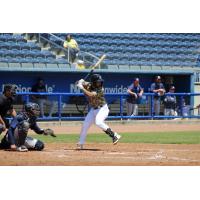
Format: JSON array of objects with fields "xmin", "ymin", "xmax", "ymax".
[{"xmin": 64, "ymin": 148, "xmax": 102, "ymax": 152}]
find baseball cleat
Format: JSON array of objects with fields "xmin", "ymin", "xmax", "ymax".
[
  {"xmin": 113, "ymin": 133, "xmax": 121, "ymax": 145},
  {"xmin": 76, "ymin": 143, "xmax": 84, "ymax": 150},
  {"xmin": 17, "ymin": 145, "xmax": 28, "ymax": 152}
]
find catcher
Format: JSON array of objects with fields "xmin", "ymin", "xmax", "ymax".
[
  {"xmin": 76, "ymin": 74, "xmax": 121, "ymax": 150},
  {"xmin": 0, "ymin": 102, "xmax": 56, "ymax": 152}
]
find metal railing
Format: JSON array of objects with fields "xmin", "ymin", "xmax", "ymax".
[
  {"xmin": 14, "ymin": 92, "xmax": 200, "ymax": 121},
  {"xmin": 38, "ymin": 33, "xmax": 100, "ymax": 67}
]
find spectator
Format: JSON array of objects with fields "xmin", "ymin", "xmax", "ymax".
[
  {"xmin": 126, "ymin": 78, "xmax": 144, "ymax": 119},
  {"xmin": 163, "ymin": 86, "xmax": 177, "ymax": 117},
  {"xmin": 31, "ymin": 78, "xmax": 56, "ymax": 118},
  {"xmin": 63, "ymin": 34, "xmax": 79, "ymax": 63},
  {"xmin": 75, "ymin": 60, "xmax": 86, "ymax": 70},
  {"xmin": 150, "ymin": 76, "xmax": 165, "ymax": 115}
]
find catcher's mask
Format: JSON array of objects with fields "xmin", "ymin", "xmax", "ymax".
[
  {"xmin": 90, "ymin": 74, "xmax": 104, "ymax": 88},
  {"xmin": 24, "ymin": 102, "xmax": 40, "ymax": 117},
  {"xmin": 3, "ymin": 84, "xmax": 17, "ymax": 97}
]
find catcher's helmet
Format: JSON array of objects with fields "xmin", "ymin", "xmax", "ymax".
[
  {"xmin": 90, "ymin": 74, "xmax": 104, "ymax": 88},
  {"xmin": 24, "ymin": 102, "xmax": 40, "ymax": 117},
  {"xmin": 3, "ymin": 84, "xmax": 17, "ymax": 97}
]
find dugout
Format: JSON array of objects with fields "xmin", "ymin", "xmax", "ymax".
[
  {"xmin": 0, "ymin": 70, "xmax": 194, "ymax": 94},
  {"xmin": 0, "ymin": 69, "xmax": 194, "ymax": 117}
]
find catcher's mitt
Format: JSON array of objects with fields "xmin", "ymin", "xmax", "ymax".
[{"xmin": 43, "ymin": 128, "xmax": 56, "ymax": 137}]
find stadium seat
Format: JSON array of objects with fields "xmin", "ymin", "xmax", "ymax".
[
  {"xmin": 55, "ymin": 58, "xmax": 68, "ymax": 64},
  {"xmin": 1, "ymin": 33, "xmax": 200, "ymax": 68}
]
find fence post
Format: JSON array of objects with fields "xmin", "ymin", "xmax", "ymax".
[
  {"xmin": 120, "ymin": 95, "xmax": 123, "ymax": 120},
  {"xmin": 58, "ymin": 94, "xmax": 62, "ymax": 122},
  {"xmin": 150, "ymin": 94, "xmax": 154, "ymax": 119},
  {"xmin": 180, "ymin": 95, "xmax": 184, "ymax": 118},
  {"xmin": 25, "ymin": 94, "xmax": 29, "ymax": 103}
]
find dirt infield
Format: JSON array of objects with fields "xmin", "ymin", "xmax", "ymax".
[
  {"xmin": 1, "ymin": 121, "xmax": 200, "ymax": 166},
  {"xmin": 1, "ymin": 143, "xmax": 200, "ymax": 166}
]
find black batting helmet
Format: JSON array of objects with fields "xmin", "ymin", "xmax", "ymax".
[
  {"xmin": 24, "ymin": 102, "xmax": 40, "ymax": 117},
  {"xmin": 90, "ymin": 74, "xmax": 104, "ymax": 88}
]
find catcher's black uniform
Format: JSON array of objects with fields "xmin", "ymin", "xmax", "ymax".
[{"xmin": 0, "ymin": 94, "xmax": 15, "ymax": 133}]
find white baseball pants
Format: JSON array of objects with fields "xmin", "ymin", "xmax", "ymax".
[
  {"xmin": 164, "ymin": 108, "xmax": 175, "ymax": 116},
  {"xmin": 126, "ymin": 102, "xmax": 138, "ymax": 116},
  {"xmin": 79, "ymin": 104, "xmax": 109, "ymax": 145},
  {"xmin": 154, "ymin": 99, "xmax": 161, "ymax": 115}
]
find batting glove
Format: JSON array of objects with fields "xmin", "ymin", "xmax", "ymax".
[
  {"xmin": 78, "ymin": 79, "xmax": 85, "ymax": 84},
  {"xmin": 77, "ymin": 83, "xmax": 84, "ymax": 90}
]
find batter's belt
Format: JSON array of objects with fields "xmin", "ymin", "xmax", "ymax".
[{"xmin": 93, "ymin": 104, "xmax": 106, "ymax": 110}]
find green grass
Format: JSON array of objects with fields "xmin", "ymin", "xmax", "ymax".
[{"xmin": 1, "ymin": 131, "xmax": 200, "ymax": 144}]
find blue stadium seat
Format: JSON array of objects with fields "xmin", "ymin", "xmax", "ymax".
[
  {"xmin": 37, "ymin": 33, "xmax": 200, "ymax": 67},
  {"xmin": 56, "ymin": 58, "xmax": 68, "ymax": 64},
  {"xmin": 0, "ymin": 57, "xmax": 9, "ymax": 62}
]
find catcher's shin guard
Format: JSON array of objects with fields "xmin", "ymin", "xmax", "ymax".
[
  {"xmin": 34, "ymin": 140, "xmax": 44, "ymax": 151},
  {"xmin": 16, "ymin": 121, "xmax": 29, "ymax": 146},
  {"xmin": 25, "ymin": 137, "xmax": 44, "ymax": 151}
]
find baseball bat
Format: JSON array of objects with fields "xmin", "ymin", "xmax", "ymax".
[{"xmin": 83, "ymin": 54, "xmax": 106, "ymax": 81}]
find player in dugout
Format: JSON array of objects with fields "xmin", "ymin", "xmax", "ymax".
[
  {"xmin": 150, "ymin": 76, "xmax": 166, "ymax": 115},
  {"xmin": 163, "ymin": 86, "xmax": 177, "ymax": 117},
  {"xmin": 126, "ymin": 78, "xmax": 144, "ymax": 119}
]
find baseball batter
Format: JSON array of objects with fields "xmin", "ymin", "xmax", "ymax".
[{"xmin": 76, "ymin": 74, "xmax": 121, "ymax": 149}]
